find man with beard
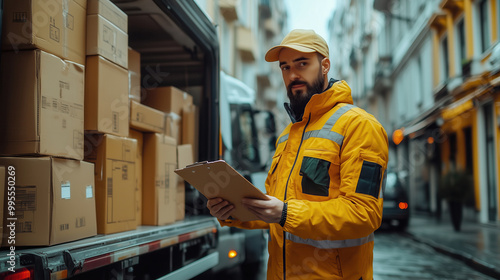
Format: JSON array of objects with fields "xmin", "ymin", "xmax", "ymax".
[{"xmin": 207, "ymin": 29, "xmax": 389, "ymax": 279}]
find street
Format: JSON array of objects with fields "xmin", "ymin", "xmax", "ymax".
[
  {"xmin": 373, "ymin": 226, "xmax": 496, "ymax": 279},
  {"xmin": 205, "ymin": 226, "xmax": 496, "ymax": 280}
]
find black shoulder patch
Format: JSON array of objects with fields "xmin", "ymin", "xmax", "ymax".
[{"xmin": 355, "ymin": 161, "xmax": 382, "ymax": 198}]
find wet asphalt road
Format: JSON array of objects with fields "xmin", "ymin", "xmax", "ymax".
[
  {"xmin": 373, "ymin": 226, "xmax": 496, "ymax": 279},
  {"xmin": 204, "ymin": 226, "xmax": 496, "ymax": 280}
]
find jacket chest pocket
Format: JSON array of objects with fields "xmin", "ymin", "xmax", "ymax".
[{"xmin": 299, "ymin": 149, "xmax": 339, "ymax": 197}]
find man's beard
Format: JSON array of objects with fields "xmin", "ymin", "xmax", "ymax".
[{"xmin": 287, "ymin": 71, "xmax": 325, "ymax": 120}]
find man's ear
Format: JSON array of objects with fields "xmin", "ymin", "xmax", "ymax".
[{"xmin": 321, "ymin": 57, "xmax": 330, "ymax": 75}]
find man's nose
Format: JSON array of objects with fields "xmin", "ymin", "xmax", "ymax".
[{"xmin": 289, "ymin": 70, "xmax": 300, "ymax": 80}]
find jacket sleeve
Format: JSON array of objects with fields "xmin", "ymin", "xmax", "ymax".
[
  {"xmin": 218, "ymin": 219, "xmax": 270, "ymax": 230},
  {"xmin": 282, "ymin": 115, "xmax": 388, "ymax": 241}
]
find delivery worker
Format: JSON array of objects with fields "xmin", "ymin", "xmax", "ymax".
[{"xmin": 207, "ymin": 29, "xmax": 389, "ymax": 280}]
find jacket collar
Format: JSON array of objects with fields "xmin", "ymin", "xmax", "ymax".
[{"xmin": 284, "ymin": 78, "xmax": 353, "ymax": 123}]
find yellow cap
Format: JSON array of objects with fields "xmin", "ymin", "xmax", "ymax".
[{"xmin": 265, "ymin": 29, "xmax": 329, "ymax": 62}]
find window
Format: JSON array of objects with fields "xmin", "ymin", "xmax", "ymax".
[
  {"xmin": 479, "ymin": 0, "xmax": 490, "ymax": 52},
  {"xmin": 416, "ymin": 57, "xmax": 423, "ymax": 108},
  {"xmin": 440, "ymin": 36, "xmax": 449, "ymax": 83},
  {"xmin": 483, "ymin": 103, "xmax": 497, "ymax": 221},
  {"xmin": 457, "ymin": 18, "xmax": 466, "ymax": 63}
]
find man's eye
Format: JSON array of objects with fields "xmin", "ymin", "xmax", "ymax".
[
  {"xmin": 299, "ymin": 62, "xmax": 307, "ymax": 67},
  {"xmin": 281, "ymin": 66, "xmax": 290, "ymax": 71}
]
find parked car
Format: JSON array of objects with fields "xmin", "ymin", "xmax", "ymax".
[{"xmin": 382, "ymin": 171, "xmax": 410, "ymax": 230}]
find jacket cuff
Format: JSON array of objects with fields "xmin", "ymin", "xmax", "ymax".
[{"xmin": 279, "ymin": 202, "xmax": 288, "ymax": 227}]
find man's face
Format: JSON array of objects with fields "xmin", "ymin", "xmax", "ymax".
[{"xmin": 278, "ymin": 48, "xmax": 327, "ymax": 119}]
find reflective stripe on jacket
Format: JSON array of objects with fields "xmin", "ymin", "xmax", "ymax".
[{"xmin": 220, "ymin": 80, "xmax": 389, "ymax": 279}]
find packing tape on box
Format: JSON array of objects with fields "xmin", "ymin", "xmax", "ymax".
[
  {"xmin": 62, "ymin": 0, "xmax": 69, "ymax": 58},
  {"xmin": 166, "ymin": 112, "xmax": 181, "ymax": 121}
]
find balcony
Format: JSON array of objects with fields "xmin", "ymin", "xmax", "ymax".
[
  {"xmin": 373, "ymin": 0, "xmax": 390, "ymax": 12},
  {"xmin": 219, "ymin": 0, "xmax": 238, "ymax": 22},
  {"xmin": 440, "ymin": 0, "xmax": 464, "ymax": 17},
  {"xmin": 259, "ymin": 0, "xmax": 272, "ymax": 19},
  {"xmin": 361, "ymin": 31, "xmax": 373, "ymax": 52},
  {"xmin": 264, "ymin": 18, "xmax": 280, "ymax": 37},
  {"xmin": 237, "ymin": 26, "xmax": 256, "ymax": 61},
  {"xmin": 373, "ymin": 56, "xmax": 392, "ymax": 93},
  {"xmin": 349, "ymin": 48, "xmax": 361, "ymax": 68},
  {"xmin": 429, "ymin": 12, "xmax": 447, "ymax": 34}
]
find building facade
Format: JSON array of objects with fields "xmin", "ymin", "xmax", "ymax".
[
  {"xmin": 329, "ymin": 0, "xmax": 500, "ymax": 225},
  {"xmin": 367, "ymin": 0, "xmax": 500, "ymax": 224}
]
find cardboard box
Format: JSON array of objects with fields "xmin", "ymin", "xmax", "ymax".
[
  {"xmin": 85, "ymin": 55, "xmax": 129, "ymax": 137},
  {"xmin": 182, "ymin": 104, "xmax": 199, "ymax": 161},
  {"xmin": 2, "ymin": 0, "xmax": 87, "ymax": 65},
  {"xmin": 164, "ymin": 113, "xmax": 181, "ymax": 144},
  {"xmin": 87, "ymin": 0, "xmax": 128, "ymax": 32},
  {"xmin": 87, "ymin": 14, "xmax": 128, "ymax": 69},
  {"xmin": 142, "ymin": 134, "xmax": 177, "ymax": 226},
  {"xmin": 175, "ymin": 144, "xmax": 193, "ymax": 222},
  {"xmin": 142, "ymin": 86, "xmax": 193, "ymax": 116},
  {"xmin": 177, "ymin": 144, "xmax": 194, "ymax": 171},
  {"xmin": 128, "ymin": 48, "xmax": 141, "ymax": 102},
  {"xmin": 176, "ymin": 181, "xmax": 185, "ymax": 221},
  {"xmin": 0, "ymin": 157, "xmax": 96, "ymax": 246},
  {"xmin": 0, "ymin": 166, "xmax": 4, "ymax": 246},
  {"xmin": 130, "ymin": 101, "xmax": 165, "ymax": 133},
  {"xmin": 128, "ymin": 129, "xmax": 143, "ymax": 226},
  {"xmin": 0, "ymin": 50, "xmax": 84, "ymax": 160},
  {"xmin": 84, "ymin": 134, "xmax": 137, "ymax": 234}
]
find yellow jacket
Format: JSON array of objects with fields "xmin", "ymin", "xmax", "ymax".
[{"xmin": 221, "ymin": 80, "xmax": 389, "ymax": 279}]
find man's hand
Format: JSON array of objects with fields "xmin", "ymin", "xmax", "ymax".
[
  {"xmin": 207, "ymin": 198, "xmax": 235, "ymax": 220},
  {"xmin": 242, "ymin": 195, "xmax": 284, "ymax": 224}
]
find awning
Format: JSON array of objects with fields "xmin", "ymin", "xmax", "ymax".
[
  {"xmin": 401, "ymin": 95, "xmax": 451, "ymax": 137},
  {"xmin": 441, "ymin": 83, "xmax": 490, "ymax": 121},
  {"xmin": 403, "ymin": 113, "xmax": 440, "ymax": 138},
  {"xmin": 398, "ymin": 73, "xmax": 493, "ymax": 138}
]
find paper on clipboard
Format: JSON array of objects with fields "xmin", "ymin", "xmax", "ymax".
[{"xmin": 174, "ymin": 160, "xmax": 269, "ymax": 222}]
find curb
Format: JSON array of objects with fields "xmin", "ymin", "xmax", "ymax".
[{"xmin": 405, "ymin": 232, "xmax": 500, "ymax": 279}]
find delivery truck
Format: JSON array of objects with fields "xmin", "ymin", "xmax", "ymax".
[{"xmin": 0, "ymin": 0, "xmax": 266, "ymax": 279}]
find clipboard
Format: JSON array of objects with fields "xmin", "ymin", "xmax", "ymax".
[{"xmin": 174, "ymin": 160, "xmax": 269, "ymax": 222}]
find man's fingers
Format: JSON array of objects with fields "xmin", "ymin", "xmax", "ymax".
[
  {"xmin": 218, "ymin": 204, "xmax": 235, "ymax": 220},
  {"xmin": 242, "ymin": 198, "xmax": 270, "ymax": 208},
  {"xmin": 210, "ymin": 200, "xmax": 230, "ymax": 214},
  {"xmin": 206, "ymin": 198, "xmax": 223, "ymax": 208}
]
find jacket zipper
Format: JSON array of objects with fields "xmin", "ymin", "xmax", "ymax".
[{"xmin": 282, "ymin": 113, "xmax": 311, "ymax": 279}]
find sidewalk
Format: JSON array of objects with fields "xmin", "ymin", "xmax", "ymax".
[{"xmin": 405, "ymin": 212, "xmax": 500, "ymax": 279}]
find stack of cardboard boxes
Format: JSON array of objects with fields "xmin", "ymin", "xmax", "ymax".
[
  {"xmin": 82, "ymin": 0, "xmax": 137, "ymax": 235},
  {"xmin": 0, "ymin": 0, "xmax": 97, "ymax": 246},
  {"xmin": 0, "ymin": 0, "xmax": 198, "ymax": 246},
  {"xmin": 128, "ymin": 54, "xmax": 198, "ymax": 226}
]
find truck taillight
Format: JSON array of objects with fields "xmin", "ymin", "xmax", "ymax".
[{"xmin": 1, "ymin": 268, "xmax": 34, "ymax": 280}]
